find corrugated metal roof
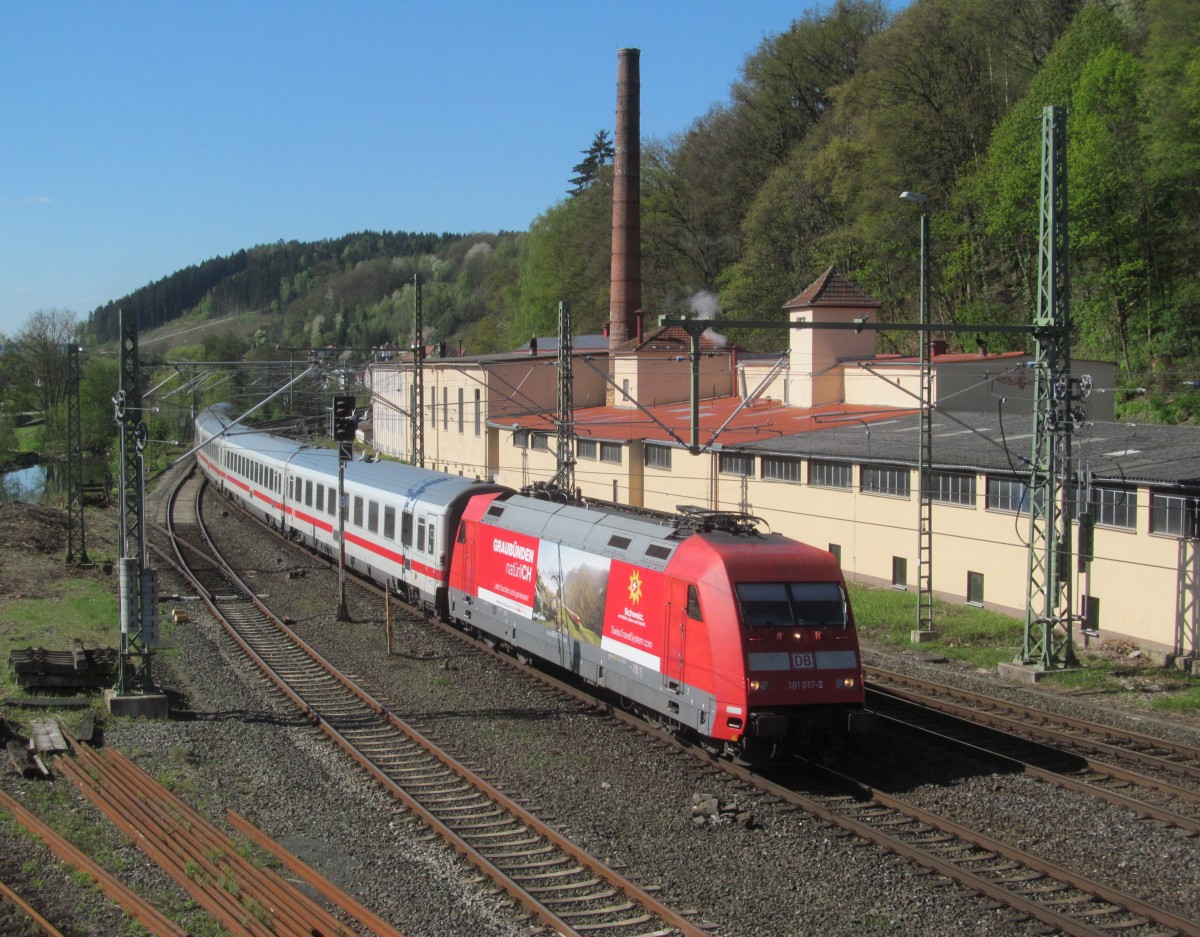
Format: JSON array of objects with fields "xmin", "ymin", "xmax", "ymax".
[{"xmin": 738, "ymin": 408, "xmax": 1200, "ymax": 486}]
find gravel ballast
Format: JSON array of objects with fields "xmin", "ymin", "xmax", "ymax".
[{"xmin": 3, "ymin": 469, "xmax": 1198, "ymax": 936}]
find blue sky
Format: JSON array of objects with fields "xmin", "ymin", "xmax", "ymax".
[{"xmin": 1, "ymin": 1, "xmax": 901, "ymax": 338}]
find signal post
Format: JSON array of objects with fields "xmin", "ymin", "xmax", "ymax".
[{"xmin": 333, "ymin": 395, "xmax": 356, "ymax": 622}]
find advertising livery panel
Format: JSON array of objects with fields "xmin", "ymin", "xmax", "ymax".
[{"xmin": 476, "ymin": 529, "xmax": 666, "ymax": 672}]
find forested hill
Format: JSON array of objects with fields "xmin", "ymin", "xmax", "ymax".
[
  {"xmin": 87, "ymin": 231, "xmax": 473, "ymax": 347},
  {"xmin": 83, "ymin": 0, "xmax": 1199, "ymax": 400}
]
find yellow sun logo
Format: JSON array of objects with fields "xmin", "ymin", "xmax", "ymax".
[{"xmin": 627, "ymin": 569, "xmax": 643, "ymax": 604}]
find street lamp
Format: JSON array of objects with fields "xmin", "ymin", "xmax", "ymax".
[{"xmin": 900, "ymin": 190, "xmax": 934, "ymax": 641}]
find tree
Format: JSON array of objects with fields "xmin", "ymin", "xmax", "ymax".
[
  {"xmin": 568, "ymin": 130, "xmax": 614, "ymax": 196},
  {"xmin": 15, "ymin": 309, "xmax": 78, "ymax": 420}
]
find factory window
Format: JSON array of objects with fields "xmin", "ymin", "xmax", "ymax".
[
  {"xmin": 600, "ymin": 442, "xmax": 622, "ymax": 464},
  {"xmin": 384, "ymin": 506, "xmax": 396, "ymax": 540},
  {"xmin": 929, "ymin": 471, "xmax": 975, "ymax": 506},
  {"xmin": 532, "ymin": 433, "xmax": 550, "ymax": 451},
  {"xmin": 305, "ymin": 480, "xmax": 313, "ymax": 507},
  {"xmin": 761, "ymin": 455, "xmax": 800, "ymax": 483},
  {"xmin": 429, "ymin": 388, "xmax": 435, "ymax": 427},
  {"xmin": 828, "ymin": 543, "xmax": 841, "ymax": 564},
  {"xmin": 367, "ymin": 500, "xmax": 379, "ymax": 534},
  {"xmin": 809, "ymin": 460, "xmax": 851, "ymax": 489},
  {"xmin": 458, "ymin": 388, "xmax": 464, "ymax": 433},
  {"xmin": 401, "ymin": 510, "xmax": 413, "ymax": 546},
  {"xmin": 719, "ymin": 453, "xmax": 753, "ymax": 477},
  {"xmin": 577, "ymin": 439, "xmax": 597, "ymax": 460},
  {"xmin": 987, "ymin": 477, "xmax": 1032, "ymax": 514},
  {"xmin": 862, "ymin": 465, "xmax": 910, "ymax": 498},
  {"xmin": 686, "ymin": 585, "xmax": 703, "ymax": 621},
  {"xmin": 1084, "ymin": 486, "xmax": 1138, "ymax": 530},
  {"xmin": 645, "ymin": 444, "xmax": 672, "ymax": 470},
  {"xmin": 1150, "ymin": 491, "xmax": 1197, "ymax": 537},
  {"xmin": 443, "ymin": 387, "xmax": 449, "ymax": 430},
  {"xmin": 892, "ymin": 556, "xmax": 907, "ymax": 589},
  {"xmin": 316, "ymin": 484, "xmax": 324, "ymax": 513},
  {"xmin": 513, "ymin": 429, "xmax": 528, "ymax": 449},
  {"xmin": 967, "ymin": 571, "xmax": 984, "ymax": 606},
  {"xmin": 474, "ymin": 389, "xmax": 481, "ymax": 436}
]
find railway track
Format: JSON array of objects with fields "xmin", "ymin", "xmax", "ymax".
[
  {"xmin": 867, "ymin": 666, "xmax": 1200, "ymax": 782},
  {"xmin": 159, "ymin": 468, "xmax": 712, "ymax": 937},
  {"xmin": 866, "ymin": 667, "xmax": 1200, "ymax": 833},
  {"xmin": 188, "ymin": 459, "xmax": 1200, "ymax": 937}
]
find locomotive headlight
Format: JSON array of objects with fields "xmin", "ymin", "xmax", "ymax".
[
  {"xmin": 748, "ymin": 678, "xmax": 771, "ymax": 692},
  {"xmin": 836, "ymin": 676, "xmax": 858, "ymax": 690}
]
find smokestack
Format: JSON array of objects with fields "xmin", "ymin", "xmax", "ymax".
[{"xmin": 609, "ymin": 48, "xmax": 641, "ymax": 349}]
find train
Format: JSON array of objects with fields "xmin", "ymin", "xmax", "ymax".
[{"xmin": 195, "ymin": 403, "xmax": 873, "ymax": 758}]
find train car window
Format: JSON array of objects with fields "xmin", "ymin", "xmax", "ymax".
[
  {"xmin": 646, "ymin": 544, "xmax": 671, "ymax": 560},
  {"xmin": 427, "ymin": 521, "xmax": 436, "ymax": 555},
  {"xmin": 686, "ymin": 585, "xmax": 703, "ymax": 621},
  {"xmin": 384, "ymin": 506, "xmax": 395, "ymax": 540},
  {"xmin": 456, "ymin": 521, "xmax": 466, "ymax": 544},
  {"xmin": 788, "ymin": 582, "xmax": 846, "ymax": 627},
  {"xmin": 368, "ymin": 500, "xmax": 379, "ymax": 533},
  {"xmin": 607, "ymin": 535, "xmax": 632, "ymax": 550},
  {"xmin": 305, "ymin": 480, "xmax": 313, "ymax": 507},
  {"xmin": 417, "ymin": 516, "xmax": 426, "ymax": 552},
  {"xmin": 402, "ymin": 511, "xmax": 413, "ymax": 546},
  {"xmin": 353, "ymin": 496, "xmax": 364, "ymax": 527},
  {"xmin": 316, "ymin": 485, "xmax": 325, "ymax": 512},
  {"xmin": 736, "ymin": 583, "xmax": 792, "ymax": 628}
]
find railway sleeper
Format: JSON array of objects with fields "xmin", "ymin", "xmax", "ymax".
[
  {"xmin": 478, "ymin": 833, "xmax": 542, "ymax": 849},
  {"xmin": 516, "ymin": 866, "xmax": 588, "ymax": 883},
  {"xmin": 525, "ymin": 877, "xmax": 604, "ymax": 895},
  {"xmin": 541, "ymin": 887, "xmax": 619, "ymax": 905},
  {"xmin": 448, "ymin": 817, "xmax": 524, "ymax": 832},
  {"xmin": 481, "ymin": 844, "xmax": 559, "ymax": 861},
  {"xmin": 568, "ymin": 913, "xmax": 655, "ymax": 932},
  {"xmin": 558, "ymin": 901, "xmax": 637, "ymax": 919},
  {"xmin": 497, "ymin": 857, "xmax": 578, "ymax": 873},
  {"xmin": 465, "ymin": 827, "xmax": 538, "ymax": 841}
]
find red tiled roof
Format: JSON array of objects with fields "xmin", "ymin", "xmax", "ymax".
[
  {"xmin": 499, "ymin": 396, "xmax": 914, "ymax": 446},
  {"xmin": 611, "ymin": 324, "xmax": 727, "ymax": 353},
  {"xmin": 784, "ymin": 266, "xmax": 880, "ymax": 310}
]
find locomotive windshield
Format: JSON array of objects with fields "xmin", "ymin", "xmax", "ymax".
[{"xmin": 736, "ymin": 582, "xmax": 847, "ymax": 629}]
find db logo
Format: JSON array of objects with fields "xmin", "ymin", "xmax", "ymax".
[{"xmin": 792, "ymin": 652, "xmax": 815, "ymax": 669}]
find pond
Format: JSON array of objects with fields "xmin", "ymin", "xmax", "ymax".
[
  {"xmin": 0, "ymin": 460, "xmax": 112, "ymax": 505},
  {"xmin": 1, "ymin": 463, "xmax": 48, "ymax": 503}
]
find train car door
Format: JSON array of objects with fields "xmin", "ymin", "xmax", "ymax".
[{"xmin": 662, "ymin": 578, "xmax": 690, "ymax": 693}]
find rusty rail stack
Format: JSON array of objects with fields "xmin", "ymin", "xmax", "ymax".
[{"xmin": 54, "ymin": 731, "xmax": 406, "ymax": 937}]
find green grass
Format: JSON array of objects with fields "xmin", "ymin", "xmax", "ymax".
[
  {"xmin": 13, "ymin": 423, "xmax": 44, "ymax": 453},
  {"xmin": 848, "ymin": 583, "xmax": 1200, "ymax": 710},
  {"xmin": 848, "ymin": 583, "xmax": 1025, "ymax": 668},
  {"xmin": 1151, "ymin": 683, "xmax": 1200, "ymax": 714},
  {"xmin": 0, "ymin": 578, "xmax": 120, "ymax": 697}
]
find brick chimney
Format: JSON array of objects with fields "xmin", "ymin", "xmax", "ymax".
[{"xmin": 609, "ymin": 48, "xmax": 641, "ymax": 349}]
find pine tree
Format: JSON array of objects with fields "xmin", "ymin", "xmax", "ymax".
[{"xmin": 568, "ymin": 130, "xmax": 615, "ymax": 196}]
